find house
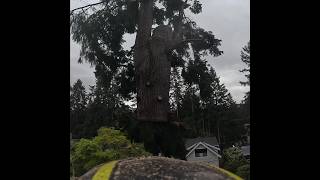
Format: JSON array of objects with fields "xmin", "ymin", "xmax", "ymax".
[
  {"xmin": 241, "ymin": 145, "xmax": 250, "ymax": 160},
  {"xmin": 240, "ymin": 123, "xmax": 250, "ymax": 160},
  {"xmin": 244, "ymin": 123, "xmax": 250, "ymax": 144},
  {"xmin": 185, "ymin": 137, "xmax": 221, "ymax": 166}
]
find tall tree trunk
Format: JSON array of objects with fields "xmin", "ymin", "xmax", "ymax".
[
  {"xmin": 143, "ymin": 25, "xmax": 172, "ymax": 121},
  {"xmin": 134, "ymin": 0, "xmax": 154, "ymax": 121},
  {"xmin": 134, "ymin": 0, "xmax": 174, "ymax": 122}
]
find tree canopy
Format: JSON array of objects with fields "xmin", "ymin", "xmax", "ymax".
[{"xmin": 71, "ymin": 0, "xmax": 223, "ymax": 102}]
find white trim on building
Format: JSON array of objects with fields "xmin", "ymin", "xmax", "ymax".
[{"xmin": 186, "ymin": 142, "xmax": 221, "ymax": 158}]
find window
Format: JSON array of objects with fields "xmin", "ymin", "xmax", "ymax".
[{"xmin": 195, "ymin": 148, "xmax": 207, "ymax": 157}]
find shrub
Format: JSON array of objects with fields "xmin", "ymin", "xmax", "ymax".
[
  {"xmin": 70, "ymin": 127, "xmax": 151, "ymax": 177},
  {"xmin": 236, "ymin": 164, "xmax": 250, "ymax": 180},
  {"xmin": 220, "ymin": 147, "xmax": 249, "ymax": 179},
  {"xmin": 93, "ymin": 127, "xmax": 130, "ymax": 150},
  {"xmin": 71, "ymin": 139, "xmax": 101, "ymax": 176},
  {"xmin": 118, "ymin": 143, "xmax": 152, "ymax": 158}
]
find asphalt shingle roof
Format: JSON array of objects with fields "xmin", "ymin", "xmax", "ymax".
[{"xmin": 185, "ymin": 137, "xmax": 218, "ymax": 148}]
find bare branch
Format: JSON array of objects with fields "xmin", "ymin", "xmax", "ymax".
[
  {"xmin": 70, "ymin": 0, "xmax": 109, "ymax": 15},
  {"xmin": 70, "ymin": 0, "xmax": 140, "ymax": 15}
]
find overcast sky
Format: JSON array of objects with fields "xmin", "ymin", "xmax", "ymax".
[{"xmin": 70, "ymin": 0, "xmax": 250, "ymax": 103}]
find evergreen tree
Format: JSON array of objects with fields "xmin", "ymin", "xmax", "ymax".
[
  {"xmin": 71, "ymin": 0, "xmax": 223, "ymax": 123},
  {"xmin": 70, "ymin": 79, "xmax": 88, "ymax": 139},
  {"xmin": 70, "ymin": 79, "xmax": 87, "ymax": 111},
  {"xmin": 240, "ymin": 41, "xmax": 250, "ymax": 121},
  {"xmin": 181, "ymin": 61, "xmax": 244, "ymax": 149},
  {"xmin": 240, "ymin": 41, "xmax": 250, "ymax": 86},
  {"xmin": 71, "ymin": 0, "xmax": 223, "ymax": 158}
]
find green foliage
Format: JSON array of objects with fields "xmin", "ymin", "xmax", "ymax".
[
  {"xmin": 94, "ymin": 127, "xmax": 130, "ymax": 150},
  {"xmin": 70, "ymin": 127, "xmax": 151, "ymax": 177},
  {"xmin": 190, "ymin": 0, "xmax": 202, "ymax": 14},
  {"xmin": 236, "ymin": 164, "xmax": 250, "ymax": 180},
  {"xmin": 70, "ymin": 73, "xmax": 135, "ymax": 139},
  {"xmin": 180, "ymin": 58, "xmax": 245, "ymax": 146},
  {"xmin": 70, "ymin": 79, "xmax": 88, "ymax": 111},
  {"xmin": 71, "ymin": 139, "xmax": 101, "ymax": 176},
  {"xmin": 70, "ymin": 80, "xmax": 89, "ymax": 139},
  {"xmin": 220, "ymin": 147, "xmax": 249, "ymax": 179}
]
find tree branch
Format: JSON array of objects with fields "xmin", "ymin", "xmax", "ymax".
[
  {"xmin": 172, "ymin": 0, "xmax": 187, "ymax": 43},
  {"xmin": 179, "ymin": 38, "xmax": 202, "ymax": 44},
  {"xmin": 169, "ymin": 39, "xmax": 202, "ymax": 52},
  {"xmin": 70, "ymin": 0, "xmax": 140, "ymax": 15},
  {"xmin": 70, "ymin": 1, "xmax": 109, "ymax": 15}
]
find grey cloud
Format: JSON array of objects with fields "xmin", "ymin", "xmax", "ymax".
[
  {"xmin": 70, "ymin": 0, "xmax": 250, "ymax": 103},
  {"xmin": 185, "ymin": 0, "xmax": 250, "ymax": 103}
]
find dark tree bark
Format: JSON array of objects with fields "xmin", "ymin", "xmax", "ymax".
[
  {"xmin": 137, "ymin": 25, "xmax": 173, "ymax": 121},
  {"xmin": 134, "ymin": 0, "xmax": 181, "ymax": 122},
  {"xmin": 134, "ymin": 0, "xmax": 154, "ymax": 121}
]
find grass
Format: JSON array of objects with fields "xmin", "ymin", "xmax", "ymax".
[{"xmin": 92, "ymin": 160, "xmax": 118, "ymax": 180}]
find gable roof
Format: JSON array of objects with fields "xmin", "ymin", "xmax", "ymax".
[
  {"xmin": 185, "ymin": 137, "xmax": 218, "ymax": 149},
  {"xmin": 203, "ymin": 142, "xmax": 220, "ymax": 151},
  {"xmin": 185, "ymin": 142, "xmax": 221, "ymax": 158}
]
